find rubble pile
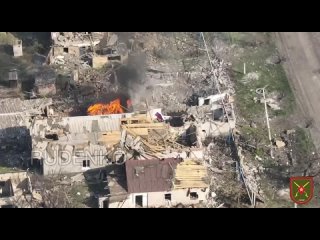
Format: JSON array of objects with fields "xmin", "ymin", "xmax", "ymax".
[
  {"xmin": 52, "ymin": 53, "xmax": 91, "ymax": 70},
  {"xmin": 52, "ymin": 32, "xmax": 105, "ymax": 47},
  {"xmin": 0, "ymin": 32, "xmax": 258, "ymax": 208}
]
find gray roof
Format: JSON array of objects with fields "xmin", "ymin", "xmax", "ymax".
[
  {"xmin": 0, "ymin": 98, "xmax": 52, "ymax": 137},
  {"xmin": 0, "ymin": 98, "xmax": 52, "ymax": 115},
  {"xmin": 31, "ymin": 113, "xmax": 134, "ymax": 140},
  {"xmin": 61, "ymin": 115, "xmax": 131, "ymax": 133}
]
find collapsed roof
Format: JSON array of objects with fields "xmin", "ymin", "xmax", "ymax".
[
  {"xmin": 0, "ymin": 98, "xmax": 52, "ymax": 137},
  {"xmin": 51, "ymin": 32, "xmax": 105, "ymax": 48}
]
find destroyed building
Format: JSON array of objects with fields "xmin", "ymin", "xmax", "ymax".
[
  {"xmin": 48, "ymin": 32, "xmax": 128, "ymax": 70},
  {"xmin": 99, "ymin": 158, "xmax": 209, "ymax": 208},
  {"xmin": 30, "ymin": 110, "xmax": 165, "ymax": 175},
  {"xmin": 0, "ymin": 98, "xmax": 52, "ymax": 141},
  {"xmin": 31, "ymin": 115, "xmax": 126, "ymax": 175},
  {"xmin": 0, "ymin": 172, "xmax": 32, "ymax": 208},
  {"xmin": 0, "ymin": 33, "xmax": 241, "ymax": 208},
  {"xmin": 34, "ymin": 68, "xmax": 57, "ymax": 96},
  {"xmin": 0, "ymin": 98, "xmax": 52, "ymax": 168},
  {"xmin": 48, "ymin": 32, "xmax": 103, "ymax": 67}
]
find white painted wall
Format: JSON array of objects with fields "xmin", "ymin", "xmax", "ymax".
[
  {"xmin": 108, "ymin": 188, "xmax": 209, "ymax": 208},
  {"xmin": 198, "ymin": 93, "xmax": 227, "ymax": 107},
  {"xmin": 147, "ymin": 189, "xmax": 208, "ymax": 207}
]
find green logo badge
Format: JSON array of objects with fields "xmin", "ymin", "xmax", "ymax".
[{"xmin": 290, "ymin": 177, "xmax": 314, "ymax": 205}]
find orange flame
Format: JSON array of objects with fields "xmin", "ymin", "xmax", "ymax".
[{"xmin": 87, "ymin": 98, "xmax": 124, "ymax": 115}]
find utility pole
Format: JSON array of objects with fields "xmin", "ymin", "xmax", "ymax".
[{"xmin": 256, "ymin": 86, "xmax": 274, "ymax": 159}]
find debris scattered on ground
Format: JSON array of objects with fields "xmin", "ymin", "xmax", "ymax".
[
  {"xmin": 266, "ymin": 54, "xmax": 282, "ymax": 65},
  {"xmin": 242, "ymin": 72, "xmax": 260, "ymax": 84},
  {"xmin": 1, "ymin": 32, "xmax": 314, "ymax": 208},
  {"xmin": 275, "ymin": 140, "xmax": 286, "ymax": 148}
]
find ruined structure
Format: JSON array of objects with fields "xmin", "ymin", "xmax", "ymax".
[
  {"xmin": 48, "ymin": 32, "xmax": 128, "ymax": 70},
  {"xmin": 34, "ymin": 68, "xmax": 57, "ymax": 96},
  {"xmin": 0, "ymin": 172, "xmax": 32, "ymax": 208},
  {"xmin": 30, "ymin": 110, "xmax": 165, "ymax": 175},
  {"xmin": 99, "ymin": 159, "xmax": 209, "ymax": 208},
  {"xmin": 0, "ymin": 98, "xmax": 52, "ymax": 140},
  {"xmin": 0, "ymin": 98, "xmax": 53, "ymax": 168},
  {"xmin": 0, "ymin": 32, "xmax": 247, "ymax": 208},
  {"xmin": 31, "ymin": 113, "xmax": 131, "ymax": 175}
]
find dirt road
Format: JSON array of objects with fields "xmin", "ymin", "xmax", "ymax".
[{"xmin": 275, "ymin": 32, "xmax": 320, "ymax": 150}]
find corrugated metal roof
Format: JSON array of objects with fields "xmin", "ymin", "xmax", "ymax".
[
  {"xmin": 0, "ymin": 115, "xmax": 29, "ymax": 137},
  {"xmin": 0, "ymin": 98, "xmax": 52, "ymax": 115},
  {"xmin": 0, "ymin": 98, "xmax": 52, "ymax": 135},
  {"xmin": 61, "ymin": 113, "xmax": 133, "ymax": 133},
  {"xmin": 31, "ymin": 113, "xmax": 134, "ymax": 137},
  {"xmin": 64, "ymin": 117, "xmax": 120, "ymax": 133}
]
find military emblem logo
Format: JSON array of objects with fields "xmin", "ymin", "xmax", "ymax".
[{"xmin": 290, "ymin": 177, "xmax": 314, "ymax": 204}]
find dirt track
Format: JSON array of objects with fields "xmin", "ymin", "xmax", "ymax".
[{"xmin": 275, "ymin": 32, "xmax": 320, "ymax": 150}]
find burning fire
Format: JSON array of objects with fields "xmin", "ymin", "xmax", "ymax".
[{"xmin": 87, "ymin": 98, "xmax": 124, "ymax": 115}]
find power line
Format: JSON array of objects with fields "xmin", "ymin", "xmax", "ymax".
[{"xmin": 200, "ymin": 32, "xmax": 255, "ymax": 206}]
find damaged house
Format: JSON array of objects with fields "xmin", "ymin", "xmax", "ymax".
[
  {"xmin": 100, "ymin": 158, "xmax": 209, "ymax": 208},
  {"xmin": 0, "ymin": 172, "xmax": 32, "ymax": 208},
  {"xmin": 0, "ymin": 98, "xmax": 52, "ymax": 168},
  {"xmin": 48, "ymin": 32, "xmax": 128, "ymax": 69},
  {"xmin": 97, "ymin": 114, "xmax": 211, "ymax": 208},
  {"xmin": 33, "ymin": 67, "xmax": 57, "ymax": 96},
  {"xmin": 31, "ymin": 114, "xmax": 129, "ymax": 175},
  {"xmin": 30, "ymin": 111, "xmax": 165, "ymax": 175},
  {"xmin": 0, "ymin": 98, "xmax": 52, "ymax": 142},
  {"xmin": 48, "ymin": 32, "xmax": 104, "ymax": 67}
]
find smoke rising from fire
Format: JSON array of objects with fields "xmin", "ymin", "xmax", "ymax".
[{"xmin": 115, "ymin": 53, "xmax": 148, "ymax": 107}]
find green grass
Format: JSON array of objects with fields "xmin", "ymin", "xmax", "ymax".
[
  {"xmin": 295, "ymin": 127, "xmax": 314, "ymax": 156},
  {"xmin": 240, "ymin": 125, "xmax": 270, "ymax": 147},
  {"xmin": 223, "ymin": 33, "xmax": 296, "ymax": 161},
  {"xmin": 0, "ymin": 32, "xmax": 17, "ymax": 45},
  {"xmin": 0, "ymin": 166, "xmax": 20, "ymax": 174},
  {"xmin": 224, "ymin": 32, "xmax": 296, "ymax": 120}
]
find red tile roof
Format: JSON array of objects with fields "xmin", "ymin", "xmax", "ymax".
[{"xmin": 125, "ymin": 158, "xmax": 182, "ymax": 194}]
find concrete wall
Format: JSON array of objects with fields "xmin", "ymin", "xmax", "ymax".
[
  {"xmin": 147, "ymin": 189, "xmax": 208, "ymax": 207},
  {"xmin": 39, "ymin": 143, "xmax": 109, "ymax": 176},
  {"xmin": 0, "ymin": 172, "xmax": 29, "ymax": 208},
  {"xmin": 198, "ymin": 93, "xmax": 226, "ymax": 107},
  {"xmin": 53, "ymin": 46, "xmax": 80, "ymax": 57},
  {"xmin": 13, "ymin": 41, "xmax": 23, "ymax": 57},
  {"xmin": 42, "ymin": 155, "xmax": 109, "ymax": 176},
  {"xmin": 108, "ymin": 188, "xmax": 209, "ymax": 208},
  {"xmin": 0, "ymin": 172, "xmax": 27, "ymax": 183},
  {"xmin": 41, "ymin": 145, "xmax": 107, "ymax": 175},
  {"xmin": 92, "ymin": 55, "xmax": 109, "ymax": 69}
]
